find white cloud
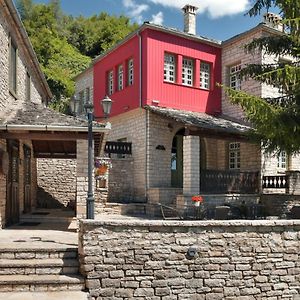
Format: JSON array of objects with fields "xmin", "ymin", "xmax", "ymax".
[
  {"xmin": 123, "ymin": 0, "xmax": 149, "ymax": 23},
  {"xmin": 147, "ymin": 0, "xmax": 251, "ymax": 18},
  {"xmin": 150, "ymin": 11, "xmax": 164, "ymax": 25}
]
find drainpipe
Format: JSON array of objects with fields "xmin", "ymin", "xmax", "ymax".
[{"xmin": 137, "ymin": 30, "xmax": 148, "ymax": 201}]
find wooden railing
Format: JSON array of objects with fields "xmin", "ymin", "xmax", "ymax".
[
  {"xmin": 200, "ymin": 169, "xmax": 259, "ymax": 194},
  {"xmin": 262, "ymin": 175, "xmax": 288, "ymax": 189}
]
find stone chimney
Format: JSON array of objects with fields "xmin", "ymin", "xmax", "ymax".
[
  {"xmin": 263, "ymin": 12, "xmax": 284, "ymax": 32},
  {"xmin": 182, "ymin": 4, "xmax": 198, "ymax": 35}
]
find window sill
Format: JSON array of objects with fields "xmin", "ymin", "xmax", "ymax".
[{"xmin": 163, "ymin": 80, "xmax": 212, "ymax": 92}]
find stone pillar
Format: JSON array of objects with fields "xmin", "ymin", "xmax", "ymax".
[
  {"xmin": 183, "ymin": 135, "xmax": 200, "ymax": 195},
  {"xmin": 76, "ymin": 140, "xmax": 93, "ymax": 219},
  {"xmin": 286, "ymin": 171, "xmax": 300, "ymax": 195}
]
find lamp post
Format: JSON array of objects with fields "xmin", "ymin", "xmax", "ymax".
[{"xmin": 84, "ymin": 96, "xmax": 112, "ymax": 219}]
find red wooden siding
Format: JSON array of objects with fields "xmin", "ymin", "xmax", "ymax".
[
  {"xmin": 93, "ymin": 35, "xmax": 141, "ymax": 118},
  {"xmin": 143, "ymin": 29, "xmax": 222, "ymax": 114}
]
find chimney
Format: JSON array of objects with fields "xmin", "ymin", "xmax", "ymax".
[
  {"xmin": 263, "ymin": 12, "xmax": 284, "ymax": 32},
  {"xmin": 182, "ymin": 4, "xmax": 198, "ymax": 35}
]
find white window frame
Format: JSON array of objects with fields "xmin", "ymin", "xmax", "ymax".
[
  {"xmin": 108, "ymin": 70, "xmax": 113, "ymax": 95},
  {"xmin": 118, "ymin": 64, "xmax": 124, "ymax": 91},
  {"xmin": 128, "ymin": 59, "xmax": 134, "ymax": 86},
  {"xmin": 182, "ymin": 57, "xmax": 194, "ymax": 86},
  {"xmin": 229, "ymin": 63, "xmax": 241, "ymax": 90},
  {"xmin": 277, "ymin": 151, "xmax": 287, "ymax": 169},
  {"xmin": 164, "ymin": 53, "xmax": 176, "ymax": 83},
  {"xmin": 200, "ymin": 61, "xmax": 211, "ymax": 90},
  {"xmin": 229, "ymin": 142, "xmax": 240, "ymax": 170}
]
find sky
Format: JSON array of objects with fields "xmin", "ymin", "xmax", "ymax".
[{"xmin": 31, "ymin": 0, "xmax": 278, "ymax": 41}]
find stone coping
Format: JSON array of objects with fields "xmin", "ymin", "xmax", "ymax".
[{"xmin": 80, "ymin": 218, "xmax": 300, "ymax": 228}]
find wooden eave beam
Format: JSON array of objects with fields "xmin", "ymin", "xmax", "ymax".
[
  {"xmin": 185, "ymin": 126, "xmax": 249, "ymax": 141},
  {"xmin": 0, "ymin": 131, "xmax": 90, "ymax": 141}
]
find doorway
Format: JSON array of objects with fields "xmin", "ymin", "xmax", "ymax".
[
  {"xmin": 23, "ymin": 145, "xmax": 31, "ymax": 213},
  {"xmin": 171, "ymin": 133, "xmax": 183, "ymax": 188},
  {"xmin": 6, "ymin": 141, "xmax": 19, "ymax": 226}
]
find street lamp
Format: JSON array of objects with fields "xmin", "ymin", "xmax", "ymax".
[{"xmin": 84, "ymin": 95, "xmax": 112, "ymax": 219}]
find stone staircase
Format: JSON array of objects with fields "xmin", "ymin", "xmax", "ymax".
[{"xmin": 0, "ymin": 247, "xmax": 86, "ymax": 293}]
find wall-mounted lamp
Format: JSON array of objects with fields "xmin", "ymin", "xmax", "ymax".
[
  {"xmin": 156, "ymin": 145, "xmax": 166, "ymax": 150},
  {"xmin": 187, "ymin": 246, "xmax": 197, "ymax": 259}
]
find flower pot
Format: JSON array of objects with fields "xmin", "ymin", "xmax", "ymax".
[{"xmin": 96, "ymin": 165, "xmax": 108, "ymax": 175}]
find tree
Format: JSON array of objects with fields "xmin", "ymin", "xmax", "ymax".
[
  {"xmin": 15, "ymin": 0, "xmax": 137, "ymax": 112},
  {"xmin": 225, "ymin": 0, "xmax": 300, "ymax": 154},
  {"xmin": 67, "ymin": 13, "xmax": 138, "ymax": 58}
]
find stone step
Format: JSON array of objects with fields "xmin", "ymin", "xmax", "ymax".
[
  {"xmin": 0, "ymin": 258, "xmax": 79, "ymax": 275},
  {"xmin": 0, "ymin": 291, "xmax": 89, "ymax": 300},
  {"xmin": 0, "ymin": 247, "xmax": 78, "ymax": 259},
  {"xmin": 0, "ymin": 274, "xmax": 85, "ymax": 292}
]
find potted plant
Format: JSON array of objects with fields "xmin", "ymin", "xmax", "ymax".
[{"xmin": 94, "ymin": 158, "xmax": 112, "ymax": 176}]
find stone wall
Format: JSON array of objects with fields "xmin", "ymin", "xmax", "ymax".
[
  {"xmin": 108, "ymin": 158, "xmax": 134, "ymax": 203},
  {"xmin": 37, "ymin": 158, "xmax": 76, "ymax": 208},
  {"xmin": 79, "ymin": 219, "xmax": 300, "ymax": 299}
]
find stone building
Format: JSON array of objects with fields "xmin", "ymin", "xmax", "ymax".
[
  {"xmin": 0, "ymin": 0, "xmax": 109, "ymax": 228},
  {"xmin": 74, "ymin": 6, "xmax": 300, "ymax": 216}
]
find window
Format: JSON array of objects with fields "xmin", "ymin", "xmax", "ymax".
[
  {"xmin": 85, "ymin": 87, "xmax": 90, "ymax": 104},
  {"xmin": 200, "ymin": 62, "xmax": 211, "ymax": 90},
  {"xmin": 128, "ymin": 59, "xmax": 134, "ymax": 86},
  {"xmin": 164, "ymin": 53, "xmax": 176, "ymax": 83},
  {"xmin": 229, "ymin": 142, "xmax": 240, "ymax": 169},
  {"xmin": 9, "ymin": 38, "xmax": 17, "ymax": 95},
  {"xmin": 182, "ymin": 58, "xmax": 194, "ymax": 86},
  {"xmin": 78, "ymin": 90, "xmax": 84, "ymax": 114},
  {"xmin": 277, "ymin": 151, "xmax": 287, "ymax": 169},
  {"xmin": 25, "ymin": 72, "xmax": 30, "ymax": 101},
  {"xmin": 229, "ymin": 63, "xmax": 241, "ymax": 90},
  {"xmin": 118, "ymin": 64, "xmax": 124, "ymax": 91},
  {"xmin": 107, "ymin": 70, "xmax": 113, "ymax": 95}
]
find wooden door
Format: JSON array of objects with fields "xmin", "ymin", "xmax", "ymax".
[
  {"xmin": 6, "ymin": 142, "xmax": 19, "ymax": 226},
  {"xmin": 23, "ymin": 145, "xmax": 31, "ymax": 213}
]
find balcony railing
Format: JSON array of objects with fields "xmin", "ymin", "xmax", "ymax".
[
  {"xmin": 200, "ymin": 169, "xmax": 259, "ymax": 194},
  {"xmin": 104, "ymin": 141, "xmax": 132, "ymax": 155},
  {"xmin": 262, "ymin": 175, "xmax": 288, "ymax": 189}
]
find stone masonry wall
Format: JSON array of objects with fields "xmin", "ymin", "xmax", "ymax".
[
  {"xmin": 108, "ymin": 158, "xmax": 134, "ymax": 203},
  {"xmin": 0, "ymin": 2, "xmax": 43, "ymax": 117},
  {"xmin": 79, "ymin": 219, "xmax": 300, "ymax": 300},
  {"xmin": 37, "ymin": 158, "xmax": 76, "ymax": 208},
  {"xmin": 108, "ymin": 108, "xmax": 148, "ymax": 202}
]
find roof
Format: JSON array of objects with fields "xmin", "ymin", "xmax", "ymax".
[
  {"xmin": 3, "ymin": 0, "xmax": 52, "ymax": 101},
  {"xmin": 0, "ymin": 102, "xmax": 109, "ymax": 133},
  {"xmin": 145, "ymin": 106, "xmax": 251, "ymax": 136},
  {"xmin": 90, "ymin": 22, "xmax": 221, "ymax": 66},
  {"xmin": 222, "ymin": 22, "xmax": 284, "ymax": 46}
]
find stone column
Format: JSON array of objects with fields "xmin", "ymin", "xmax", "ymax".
[
  {"xmin": 76, "ymin": 140, "xmax": 92, "ymax": 219},
  {"xmin": 286, "ymin": 171, "xmax": 300, "ymax": 195},
  {"xmin": 183, "ymin": 135, "xmax": 200, "ymax": 195}
]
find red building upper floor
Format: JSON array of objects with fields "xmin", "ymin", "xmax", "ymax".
[{"xmin": 93, "ymin": 21, "xmax": 222, "ymax": 118}]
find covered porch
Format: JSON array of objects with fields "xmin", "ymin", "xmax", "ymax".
[
  {"xmin": 0, "ymin": 103, "xmax": 110, "ymax": 227},
  {"xmin": 145, "ymin": 106, "xmax": 261, "ymax": 218}
]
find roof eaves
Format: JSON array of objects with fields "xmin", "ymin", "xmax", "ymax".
[{"xmin": 222, "ymin": 23, "xmax": 285, "ymax": 46}]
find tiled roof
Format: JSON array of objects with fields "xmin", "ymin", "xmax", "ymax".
[
  {"xmin": 145, "ymin": 106, "xmax": 251, "ymax": 135},
  {"xmin": 0, "ymin": 102, "xmax": 106, "ymax": 130}
]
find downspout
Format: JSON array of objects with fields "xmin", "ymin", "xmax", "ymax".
[{"xmin": 137, "ymin": 30, "xmax": 148, "ymax": 201}]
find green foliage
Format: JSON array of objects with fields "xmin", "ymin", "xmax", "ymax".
[
  {"xmin": 16, "ymin": 0, "xmax": 137, "ymax": 112},
  {"xmin": 225, "ymin": 0, "xmax": 300, "ymax": 154},
  {"xmin": 67, "ymin": 13, "xmax": 138, "ymax": 58}
]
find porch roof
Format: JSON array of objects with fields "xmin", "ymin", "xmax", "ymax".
[
  {"xmin": 0, "ymin": 102, "xmax": 110, "ymax": 158},
  {"xmin": 145, "ymin": 106, "xmax": 251, "ymax": 139}
]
